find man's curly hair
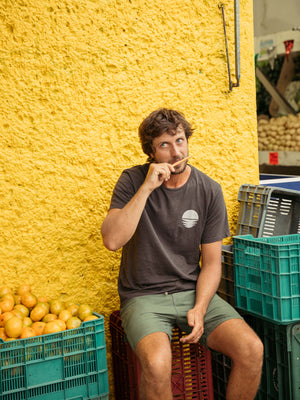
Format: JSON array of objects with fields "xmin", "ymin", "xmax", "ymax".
[{"xmin": 138, "ymin": 108, "xmax": 194, "ymax": 162}]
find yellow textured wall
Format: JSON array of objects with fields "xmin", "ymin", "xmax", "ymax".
[{"xmin": 0, "ymin": 0, "xmax": 258, "ymax": 397}]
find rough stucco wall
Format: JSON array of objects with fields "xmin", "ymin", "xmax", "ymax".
[{"xmin": 0, "ymin": 0, "xmax": 258, "ymax": 397}]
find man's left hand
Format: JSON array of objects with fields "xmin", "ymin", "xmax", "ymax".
[{"xmin": 179, "ymin": 307, "xmax": 204, "ymax": 344}]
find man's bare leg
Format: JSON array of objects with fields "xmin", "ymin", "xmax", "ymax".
[
  {"xmin": 207, "ymin": 319, "xmax": 263, "ymax": 400},
  {"xmin": 135, "ymin": 332, "xmax": 173, "ymax": 400}
]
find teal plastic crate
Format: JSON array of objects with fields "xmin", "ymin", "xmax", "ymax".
[
  {"xmin": 233, "ymin": 234, "xmax": 300, "ymax": 323},
  {"xmin": 218, "ymin": 185, "xmax": 300, "ymax": 309},
  {"xmin": 0, "ymin": 313, "xmax": 109, "ymax": 400}
]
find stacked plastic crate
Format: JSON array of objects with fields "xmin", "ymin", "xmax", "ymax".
[
  {"xmin": 213, "ymin": 184, "xmax": 300, "ymax": 400},
  {"xmin": 109, "ymin": 310, "xmax": 214, "ymax": 400},
  {"xmin": 0, "ymin": 312, "xmax": 109, "ymax": 400}
]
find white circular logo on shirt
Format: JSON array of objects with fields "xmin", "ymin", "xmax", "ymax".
[{"xmin": 182, "ymin": 210, "xmax": 199, "ymax": 228}]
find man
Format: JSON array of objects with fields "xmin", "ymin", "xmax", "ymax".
[{"xmin": 101, "ymin": 109, "xmax": 263, "ymax": 400}]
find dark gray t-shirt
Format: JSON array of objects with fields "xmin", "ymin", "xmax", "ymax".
[{"xmin": 109, "ymin": 164, "xmax": 230, "ymax": 305}]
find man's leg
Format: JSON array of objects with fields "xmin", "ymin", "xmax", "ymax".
[
  {"xmin": 120, "ymin": 294, "xmax": 177, "ymax": 400},
  {"xmin": 207, "ymin": 318, "xmax": 263, "ymax": 400},
  {"xmin": 135, "ymin": 332, "xmax": 173, "ymax": 400}
]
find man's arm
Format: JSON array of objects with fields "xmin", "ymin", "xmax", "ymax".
[
  {"xmin": 180, "ymin": 240, "xmax": 222, "ymax": 343},
  {"xmin": 101, "ymin": 184, "xmax": 152, "ymax": 251},
  {"xmin": 101, "ymin": 162, "xmax": 174, "ymax": 251}
]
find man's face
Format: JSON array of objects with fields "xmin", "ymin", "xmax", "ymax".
[{"xmin": 150, "ymin": 125, "xmax": 189, "ymax": 174}]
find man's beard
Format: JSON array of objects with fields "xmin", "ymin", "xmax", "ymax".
[{"xmin": 171, "ymin": 163, "xmax": 187, "ymax": 175}]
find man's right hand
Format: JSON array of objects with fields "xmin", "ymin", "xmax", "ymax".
[
  {"xmin": 102, "ymin": 162, "xmax": 173, "ymax": 251},
  {"xmin": 144, "ymin": 162, "xmax": 175, "ymax": 192}
]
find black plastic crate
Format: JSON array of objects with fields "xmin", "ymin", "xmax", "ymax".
[
  {"xmin": 217, "ymin": 245, "xmax": 234, "ymax": 307},
  {"xmin": 212, "ymin": 314, "xmax": 300, "ymax": 400},
  {"xmin": 211, "ymin": 351, "xmax": 232, "ymax": 400},
  {"xmin": 252, "ymin": 316, "xmax": 300, "ymax": 400}
]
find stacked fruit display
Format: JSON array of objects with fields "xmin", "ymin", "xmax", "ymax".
[
  {"xmin": 0, "ymin": 284, "xmax": 98, "ymax": 341},
  {"xmin": 257, "ymin": 113, "xmax": 300, "ymax": 151}
]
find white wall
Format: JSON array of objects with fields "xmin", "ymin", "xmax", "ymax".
[{"xmin": 253, "ymin": 0, "xmax": 300, "ymax": 36}]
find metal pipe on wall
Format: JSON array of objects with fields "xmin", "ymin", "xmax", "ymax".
[
  {"xmin": 219, "ymin": 0, "xmax": 240, "ymax": 91},
  {"xmin": 234, "ymin": 0, "xmax": 240, "ymax": 87}
]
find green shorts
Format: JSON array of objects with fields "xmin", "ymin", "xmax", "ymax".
[{"xmin": 120, "ymin": 291, "xmax": 243, "ymax": 350}]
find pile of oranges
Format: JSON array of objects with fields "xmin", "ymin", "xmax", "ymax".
[{"xmin": 0, "ymin": 284, "xmax": 98, "ymax": 341}]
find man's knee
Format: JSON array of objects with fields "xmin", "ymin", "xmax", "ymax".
[
  {"xmin": 208, "ymin": 319, "xmax": 263, "ymax": 368},
  {"xmin": 233, "ymin": 332, "xmax": 264, "ymax": 372},
  {"xmin": 246, "ymin": 335, "xmax": 264, "ymax": 365},
  {"xmin": 135, "ymin": 332, "xmax": 172, "ymax": 383},
  {"xmin": 141, "ymin": 354, "xmax": 171, "ymax": 382}
]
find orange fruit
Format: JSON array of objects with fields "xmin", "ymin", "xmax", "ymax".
[
  {"xmin": 55, "ymin": 319, "xmax": 66, "ymax": 331},
  {"xmin": 20, "ymin": 327, "xmax": 36, "ymax": 339},
  {"xmin": 64, "ymin": 300, "xmax": 72, "ymax": 307},
  {"xmin": 14, "ymin": 294, "xmax": 22, "ymax": 305},
  {"xmin": 0, "ymin": 327, "xmax": 7, "ymax": 341},
  {"xmin": 0, "ymin": 297, "xmax": 14, "ymax": 312},
  {"xmin": 11, "ymin": 309, "xmax": 24, "ymax": 319},
  {"xmin": 0, "ymin": 286, "xmax": 13, "ymax": 297},
  {"xmin": 2, "ymin": 293, "xmax": 15, "ymax": 303},
  {"xmin": 16, "ymin": 284, "xmax": 31, "ymax": 296},
  {"xmin": 78, "ymin": 304, "xmax": 93, "ymax": 321},
  {"xmin": 5, "ymin": 316, "xmax": 23, "ymax": 338},
  {"xmin": 83, "ymin": 315, "xmax": 98, "ymax": 322},
  {"xmin": 37, "ymin": 296, "xmax": 48, "ymax": 303},
  {"xmin": 44, "ymin": 320, "xmax": 63, "ymax": 334},
  {"xmin": 42, "ymin": 313, "xmax": 57, "ymax": 323},
  {"xmin": 0, "ymin": 311, "xmax": 14, "ymax": 327},
  {"xmin": 30, "ymin": 305, "xmax": 46, "ymax": 322},
  {"xmin": 23, "ymin": 317, "xmax": 33, "ymax": 327},
  {"xmin": 49, "ymin": 300, "xmax": 64, "ymax": 316},
  {"xmin": 14, "ymin": 304, "xmax": 30, "ymax": 318},
  {"xmin": 66, "ymin": 317, "xmax": 81, "ymax": 330},
  {"xmin": 21, "ymin": 292, "xmax": 37, "ymax": 309},
  {"xmin": 58, "ymin": 309, "xmax": 72, "ymax": 322},
  {"xmin": 67, "ymin": 304, "xmax": 79, "ymax": 316},
  {"xmin": 36, "ymin": 302, "xmax": 50, "ymax": 314},
  {"xmin": 32, "ymin": 321, "xmax": 46, "ymax": 336}
]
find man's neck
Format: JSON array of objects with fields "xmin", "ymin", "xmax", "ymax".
[{"xmin": 163, "ymin": 165, "xmax": 191, "ymax": 189}]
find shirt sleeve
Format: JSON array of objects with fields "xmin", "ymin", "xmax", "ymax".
[
  {"xmin": 109, "ymin": 170, "xmax": 135, "ymax": 210},
  {"xmin": 201, "ymin": 183, "xmax": 230, "ymax": 244}
]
